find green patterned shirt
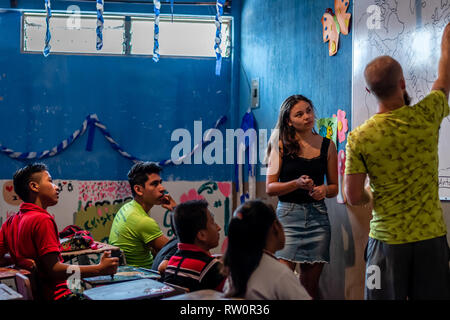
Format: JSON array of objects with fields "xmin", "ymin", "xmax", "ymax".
[{"xmin": 346, "ymin": 90, "xmax": 449, "ymax": 244}]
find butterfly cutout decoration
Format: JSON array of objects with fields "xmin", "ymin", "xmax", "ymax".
[{"xmin": 321, "ymin": 0, "xmax": 351, "ymax": 56}]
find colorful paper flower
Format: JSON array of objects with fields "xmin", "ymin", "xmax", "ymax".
[{"xmin": 334, "ymin": 109, "xmax": 348, "ymax": 143}]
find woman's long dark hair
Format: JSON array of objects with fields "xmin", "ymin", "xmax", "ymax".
[
  {"xmin": 223, "ymin": 200, "xmax": 277, "ymax": 298},
  {"xmin": 266, "ymin": 94, "xmax": 317, "ymax": 160}
]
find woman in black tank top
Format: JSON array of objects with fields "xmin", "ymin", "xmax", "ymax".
[{"xmin": 265, "ymin": 95, "xmax": 338, "ymax": 300}]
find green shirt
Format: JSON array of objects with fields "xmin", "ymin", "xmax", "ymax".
[
  {"xmin": 109, "ymin": 200, "xmax": 163, "ymax": 268},
  {"xmin": 345, "ymin": 90, "xmax": 449, "ymax": 244}
]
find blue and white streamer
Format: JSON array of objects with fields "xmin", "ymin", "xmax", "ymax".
[
  {"xmin": 43, "ymin": 0, "xmax": 52, "ymax": 57},
  {"xmin": 166, "ymin": 0, "xmax": 174, "ymax": 22},
  {"xmin": 158, "ymin": 115, "xmax": 228, "ymax": 167},
  {"xmin": 235, "ymin": 111, "xmax": 257, "ymax": 204},
  {"xmin": 153, "ymin": 0, "xmax": 161, "ymax": 62},
  {"xmin": 0, "ymin": 115, "xmax": 90, "ymax": 160},
  {"xmin": 0, "ymin": 114, "xmax": 227, "ymax": 166},
  {"xmin": 96, "ymin": 0, "xmax": 104, "ymax": 50},
  {"xmin": 214, "ymin": 0, "xmax": 225, "ymax": 76}
]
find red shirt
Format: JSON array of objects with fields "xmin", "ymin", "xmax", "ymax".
[{"xmin": 0, "ymin": 202, "xmax": 71, "ymax": 300}]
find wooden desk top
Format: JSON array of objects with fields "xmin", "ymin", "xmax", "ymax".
[
  {"xmin": 60, "ymin": 241, "xmax": 120, "ymax": 257},
  {"xmin": 0, "ymin": 283, "xmax": 23, "ymax": 300},
  {"xmin": 0, "ymin": 267, "xmax": 31, "ymax": 280},
  {"xmin": 83, "ymin": 278, "xmax": 175, "ymax": 300}
]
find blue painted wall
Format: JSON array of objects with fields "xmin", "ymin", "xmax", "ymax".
[
  {"xmin": 0, "ymin": 0, "xmax": 236, "ymax": 181},
  {"xmin": 239, "ymin": 0, "xmax": 352, "ymax": 181}
]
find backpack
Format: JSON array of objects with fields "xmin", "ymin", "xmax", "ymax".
[{"xmin": 59, "ymin": 225, "xmax": 98, "ymax": 252}]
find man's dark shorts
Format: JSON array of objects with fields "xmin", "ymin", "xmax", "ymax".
[{"xmin": 364, "ymin": 235, "xmax": 450, "ymax": 300}]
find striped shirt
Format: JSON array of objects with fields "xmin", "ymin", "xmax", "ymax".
[{"xmin": 163, "ymin": 243, "xmax": 225, "ymax": 292}]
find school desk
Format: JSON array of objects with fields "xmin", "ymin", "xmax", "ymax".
[
  {"xmin": 0, "ymin": 283, "xmax": 23, "ymax": 300},
  {"xmin": 82, "ymin": 278, "xmax": 175, "ymax": 300},
  {"xmin": 0, "ymin": 267, "xmax": 31, "ymax": 281},
  {"xmin": 82, "ymin": 265, "xmax": 160, "ymax": 287}
]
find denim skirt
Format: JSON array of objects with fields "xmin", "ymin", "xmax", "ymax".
[{"xmin": 275, "ymin": 201, "xmax": 331, "ymax": 264}]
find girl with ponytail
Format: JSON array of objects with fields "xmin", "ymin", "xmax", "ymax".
[{"xmin": 223, "ymin": 200, "xmax": 310, "ymax": 300}]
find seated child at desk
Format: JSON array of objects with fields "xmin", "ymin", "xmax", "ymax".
[
  {"xmin": 162, "ymin": 200, "xmax": 226, "ymax": 292},
  {"xmin": 0, "ymin": 163, "xmax": 119, "ymax": 300},
  {"xmin": 223, "ymin": 200, "xmax": 311, "ymax": 300}
]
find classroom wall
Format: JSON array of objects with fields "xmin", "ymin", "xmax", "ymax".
[{"xmin": 0, "ymin": 0, "xmax": 238, "ymax": 252}]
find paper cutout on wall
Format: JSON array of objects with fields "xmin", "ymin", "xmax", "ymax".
[
  {"xmin": 337, "ymin": 149, "xmax": 346, "ymax": 204},
  {"xmin": 333, "ymin": 109, "xmax": 349, "ymax": 143},
  {"xmin": 321, "ymin": 0, "xmax": 351, "ymax": 56},
  {"xmin": 317, "ymin": 117, "xmax": 338, "ymax": 143},
  {"xmin": 2, "ymin": 180, "xmax": 21, "ymax": 206}
]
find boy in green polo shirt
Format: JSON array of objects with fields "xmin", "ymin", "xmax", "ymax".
[{"xmin": 109, "ymin": 162, "xmax": 176, "ymax": 268}]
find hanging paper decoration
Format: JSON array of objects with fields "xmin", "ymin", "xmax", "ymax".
[
  {"xmin": 234, "ymin": 111, "xmax": 257, "ymax": 204},
  {"xmin": 0, "ymin": 114, "xmax": 227, "ymax": 166},
  {"xmin": 333, "ymin": 109, "xmax": 349, "ymax": 143},
  {"xmin": 96, "ymin": 0, "xmax": 104, "ymax": 50},
  {"xmin": 153, "ymin": 0, "xmax": 161, "ymax": 62},
  {"xmin": 214, "ymin": 0, "xmax": 226, "ymax": 76},
  {"xmin": 166, "ymin": 0, "xmax": 174, "ymax": 22},
  {"xmin": 43, "ymin": 0, "xmax": 52, "ymax": 57},
  {"xmin": 321, "ymin": 0, "xmax": 351, "ymax": 56},
  {"xmin": 317, "ymin": 117, "xmax": 338, "ymax": 143}
]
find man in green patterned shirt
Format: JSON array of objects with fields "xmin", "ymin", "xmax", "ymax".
[
  {"xmin": 345, "ymin": 23, "xmax": 450, "ymax": 299},
  {"xmin": 109, "ymin": 162, "xmax": 176, "ymax": 268}
]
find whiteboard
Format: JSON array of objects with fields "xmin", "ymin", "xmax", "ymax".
[{"xmin": 352, "ymin": 0, "xmax": 450, "ymax": 200}]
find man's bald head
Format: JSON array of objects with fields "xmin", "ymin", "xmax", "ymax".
[{"xmin": 364, "ymin": 56, "xmax": 404, "ymax": 101}]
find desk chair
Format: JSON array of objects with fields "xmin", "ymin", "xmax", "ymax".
[
  {"xmin": 14, "ymin": 258, "xmax": 40, "ymax": 300},
  {"xmin": 15, "ymin": 273, "xmax": 33, "ymax": 300}
]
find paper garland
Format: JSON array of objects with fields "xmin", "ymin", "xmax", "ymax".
[
  {"xmin": 153, "ymin": 0, "xmax": 161, "ymax": 62},
  {"xmin": 0, "ymin": 114, "xmax": 227, "ymax": 167},
  {"xmin": 43, "ymin": 0, "xmax": 51, "ymax": 57},
  {"xmin": 214, "ymin": 0, "xmax": 226, "ymax": 76},
  {"xmin": 96, "ymin": 0, "xmax": 104, "ymax": 51}
]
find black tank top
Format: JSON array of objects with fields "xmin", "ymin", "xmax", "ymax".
[{"xmin": 278, "ymin": 137, "xmax": 330, "ymax": 204}]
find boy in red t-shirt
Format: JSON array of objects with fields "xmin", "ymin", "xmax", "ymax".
[{"xmin": 0, "ymin": 163, "xmax": 119, "ymax": 300}]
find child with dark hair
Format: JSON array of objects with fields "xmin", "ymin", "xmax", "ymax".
[
  {"xmin": 223, "ymin": 200, "xmax": 311, "ymax": 300},
  {"xmin": 0, "ymin": 163, "xmax": 119, "ymax": 300},
  {"xmin": 109, "ymin": 161, "xmax": 176, "ymax": 268},
  {"xmin": 163, "ymin": 200, "xmax": 226, "ymax": 292}
]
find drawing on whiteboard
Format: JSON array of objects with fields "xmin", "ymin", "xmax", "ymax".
[{"xmin": 353, "ymin": 0, "xmax": 450, "ymax": 199}]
